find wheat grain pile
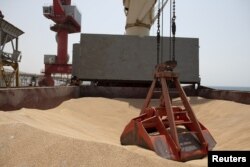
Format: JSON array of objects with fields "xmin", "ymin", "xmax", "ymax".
[{"xmin": 0, "ymin": 97, "xmax": 250, "ymax": 167}]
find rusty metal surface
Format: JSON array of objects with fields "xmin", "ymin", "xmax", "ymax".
[
  {"xmin": 1, "ymin": 84, "xmax": 249, "ymax": 112},
  {"xmin": 0, "ymin": 85, "xmax": 195, "ymax": 111},
  {"xmin": 120, "ymin": 64, "xmax": 215, "ymax": 161},
  {"xmin": 198, "ymin": 86, "xmax": 250, "ymax": 105},
  {"xmin": 0, "ymin": 86, "xmax": 80, "ymax": 111},
  {"xmin": 80, "ymin": 85, "xmax": 197, "ymax": 99},
  {"xmin": 80, "ymin": 85, "xmax": 149, "ymax": 98}
]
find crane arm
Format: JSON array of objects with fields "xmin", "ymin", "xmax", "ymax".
[
  {"xmin": 124, "ymin": 0, "xmax": 164, "ymax": 36},
  {"xmin": 137, "ymin": 0, "xmax": 156, "ymax": 22},
  {"xmin": 123, "ymin": 0, "xmax": 130, "ymax": 9}
]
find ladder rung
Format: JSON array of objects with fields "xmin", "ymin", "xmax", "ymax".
[
  {"xmin": 153, "ymin": 91, "xmax": 162, "ymax": 93},
  {"xmin": 175, "ymin": 121, "xmax": 192, "ymax": 125},
  {"xmin": 178, "ymin": 131, "xmax": 198, "ymax": 135},
  {"xmin": 173, "ymin": 111, "xmax": 187, "ymax": 114},
  {"xmin": 162, "ymin": 120, "xmax": 193, "ymax": 125}
]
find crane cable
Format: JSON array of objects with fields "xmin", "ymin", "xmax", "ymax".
[
  {"xmin": 169, "ymin": 0, "xmax": 176, "ymax": 61},
  {"xmin": 156, "ymin": 0, "xmax": 176, "ymax": 65},
  {"xmin": 156, "ymin": 0, "xmax": 161, "ymax": 65},
  {"xmin": 172, "ymin": 0, "xmax": 176, "ymax": 62},
  {"xmin": 169, "ymin": 0, "xmax": 172, "ymax": 61},
  {"xmin": 161, "ymin": 0, "xmax": 164, "ymax": 63}
]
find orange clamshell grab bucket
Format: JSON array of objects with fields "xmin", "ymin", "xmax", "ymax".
[{"xmin": 120, "ymin": 64, "xmax": 216, "ymax": 162}]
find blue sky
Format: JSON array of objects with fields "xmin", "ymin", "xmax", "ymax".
[{"xmin": 1, "ymin": 0, "xmax": 250, "ymax": 87}]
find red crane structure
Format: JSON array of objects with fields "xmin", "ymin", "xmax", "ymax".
[{"xmin": 41, "ymin": 0, "xmax": 81, "ymax": 86}]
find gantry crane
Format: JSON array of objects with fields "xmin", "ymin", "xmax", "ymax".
[{"xmin": 40, "ymin": 0, "xmax": 81, "ymax": 86}]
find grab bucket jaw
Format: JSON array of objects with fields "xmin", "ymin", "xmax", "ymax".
[
  {"xmin": 120, "ymin": 65, "xmax": 216, "ymax": 162},
  {"xmin": 120, "ymin": 107, "xmax": 216, "ymax": 161}
]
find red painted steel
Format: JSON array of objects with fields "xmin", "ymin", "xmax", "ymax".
[
  {"xmin": 45, "ymin": 64, "xmax": 72, "ymax": 74},
  {"xmin": 53, "ymin": 0, "xmax": 65, "ymax": 15},
  {"xmin": 120, "ymin": 64, "xmax": 216, "ymax": 161},
  {"xmin": 57, "ymin": 30, "xmax": 68, "ymax": 64},
  {"xmin": 0, "ymin": 86, "xmax": 80, "ymax": 111}
]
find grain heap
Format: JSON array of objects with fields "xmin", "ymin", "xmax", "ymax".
[{"xmin": 1, "ymin": 97, "xmax": 250, "ymax": 167}]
